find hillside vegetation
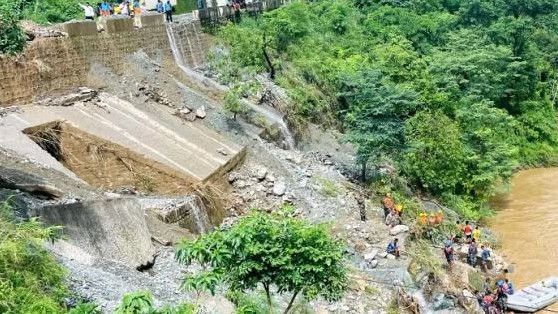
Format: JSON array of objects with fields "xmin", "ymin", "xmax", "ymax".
[{"xmin": 211, "ymin": 0, "xmax": 558, "ymax": 217}]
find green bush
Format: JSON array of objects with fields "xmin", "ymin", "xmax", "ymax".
[
  {"xmin": 115, "ymin": 291, "xmax": 196, "ymax": 314},
  {"xmin": 0, "ymin": 10, "xmax": 26, "ymax": 55},
  {"xmin": 0, "ymin": 200, "xmax": 67, "ymax": 313}
]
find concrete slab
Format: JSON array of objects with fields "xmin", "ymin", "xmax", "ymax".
[
  {"xmin": 63, "ymin": 20, "xmax": 98, "ymax": 37},
  {"xmin": 0, "ymin": 93, "xmax": 245, "ymax": 184}
]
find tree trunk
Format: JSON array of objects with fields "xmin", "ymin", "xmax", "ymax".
[
  {"xmin": 283, "ymin": 290, "xmax": 299, "ymax": 314},
  {"xmin": 361, "ymin": 161, "xmax": 367, "ymax": 182},
  {"xmin": 262, "ymin": 34, "xmax": 275, "ymax": 80},
  {"xmin": 264, "ymin": 283, "xmax": 272, "ymax": 314}
]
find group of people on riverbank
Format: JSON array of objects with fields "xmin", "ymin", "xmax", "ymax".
[
  {"xmin": 79, "ymin": 0, "xmax": 174, "ymax": 30},
  {"xmin": 476, "ymin": 270, "xmax": 515, "ymax": 313}
]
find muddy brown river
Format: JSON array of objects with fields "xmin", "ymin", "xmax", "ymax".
[{"xmin": 491, "ymin": 168, "xmax": 558, "ymax": 306}]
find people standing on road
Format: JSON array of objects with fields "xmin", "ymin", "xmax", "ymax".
[
  {"xmin": 133, "ymin": 0, "xmax": 142, "ymax": 28},
  {"xmin": 233, "ymin": 0, "xmax": 241, "ymax": 23},
  {"xmin": 156, "ymin": 0, "xmax": 164, "ymax": 13},
  {"xmin": 386, "ymin": 238, "xmax": 400, "ymax": 258},
  {"xmin": 467, "ymin": 238, "xmax": 478, "ymax": 266},
  {"xmin": 79, "ymin": 3, "xmax": 96, "ymax": 20},
  {"xmin": 100, "ymin": 1, "xmax": 111, "ymax": 16},
  {"xmin": 164, "ymin": 0, "xmax": 173, "ymax": 22},
  {"xmin": 141, "ymin": 1, "xmax": 147, "ymax": 14},
  {"xmin": 120, "ymin": 0, "xmax": 129, "ymax": 15}
]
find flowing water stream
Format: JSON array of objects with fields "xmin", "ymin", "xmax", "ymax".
[
  {"xmin": 491, "ymin": 167, "xmax": 558, "ymax": 310},
  {"xmin": 165, "ymin": 22, "xmax": 296, "ymax": 149}
]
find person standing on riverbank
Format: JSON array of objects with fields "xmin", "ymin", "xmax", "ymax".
[
  {"xmin": 481, "ymin": 245, "xmax": 491, "ymax": 272},
  {"xmin": 473, "ymin": 226, "xmax": 481, "ymax": 243},
  {"xmin": 468, "ymin": 238, "xmax": 478, "ymax": 266},
  {"xmin": 382, "ymin": 193, "xmax": 394, "ymax": 218},
  {"xmin": 463, "ymin": 221, "xmax": 473, "ymax": 243},
  {"xmin": 386, "ymin": 238, "xmax": 400, "ymax": 258},
  {"xmin": 443, "ymin": 239, "xmax": 454, "ymax": 271}
]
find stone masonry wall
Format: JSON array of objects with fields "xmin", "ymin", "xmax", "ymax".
[{"xmin": 0, "ymin": 14, "xmax": 208, "ymax": 107}]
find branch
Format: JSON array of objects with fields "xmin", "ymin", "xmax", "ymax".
[{"xmin": 283, "ymin": 290, "xmax": 300, "ymax": 314}]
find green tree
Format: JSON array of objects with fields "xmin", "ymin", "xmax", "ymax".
[
  {"xmin": 403, "ymin": 110, "xmax": 466, "ymax": 193},
  {"xmin": 456, "ymin": 101, "xmax": 519, "ymax": 197},
  {"xmin": 224, "ymin": 89, "xmax": 249, "ymax": 120},
  {"xmin": 340, "ymin": 70, "xmax": 420, "ymax": 180},
  {"xmin": 175, "ymin": 209, "xmax": 348, "ymax": 314}
]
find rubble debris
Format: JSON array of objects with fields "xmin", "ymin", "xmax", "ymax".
[
  {"xmin": 0, "ymin": 106, "xmax": 21, "ymax": 117},
  {"xmin": 137, "ymin": 82, "xmax": 173, "ymax": 107},
  {"xmin": 195, "ymin": 106, "xmax": 207, "ymax": 119},
  {"xmin": 35, "ymin": 87, "xmax": 98, "ymax": 107},
  {"xmin": 21, "ymin": 20, "xmax": 67, "ymax": 39}
]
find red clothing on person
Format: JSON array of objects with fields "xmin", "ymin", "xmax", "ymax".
[{"xmin": 464, "ymin": 224, "xmax": 473, "ymax": 235}]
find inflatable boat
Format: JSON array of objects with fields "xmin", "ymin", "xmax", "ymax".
[{"xmin": 507, "ymin": 277, "xmax": 558, "ymax": 312}]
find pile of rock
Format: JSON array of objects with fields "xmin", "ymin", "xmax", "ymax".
[
  {"xmin": 174, "ymin": 105, "xmax": 206, "ymax": 122},
  {"xmin": 137, "ymin": 83, "xmax": 172, "ymax": 107},
  {"xmin": 35, "ymin": 87, "xmax": 98, "ymax": 106},
  {"xmin": 21, "ymin": 20, "xmax": 67, "ymax": 40}
]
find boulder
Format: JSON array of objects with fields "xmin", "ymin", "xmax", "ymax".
[
  {"xmin": 272, "ymin": 181, "xmax": 287, "ymax": 196},
  {"xmin": 364, "ymin": 249, "xmax": 379, "ymax": 261},
  {"xmin": 389, "ymin": 224, "xmax": 410, "ymax": 236},
  {"xmin": 432, "ymin": 294, "xmax": 456, "ymax": 311},
  {"xmin": 369, "ymin": 259, "xmax": 379, "ymax": 268},
  {"xmin": 255, "ymin": 167, "xmax": 268, "ymax": 180},
  {"xmin": 196, "ymin": 106, "xmax": 207, "ymax": 119},
  {"xmin": 33, "ymin": 198, "xmax": 157, "ymax": 269}
]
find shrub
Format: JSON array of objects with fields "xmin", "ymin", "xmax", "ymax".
[
  {"xmin": 0, "ymin": 10, "xmax": 25, "ymax": 55},
  {"xmin": 0, "ymin": 200, "xmax": 67, "ymax": 313}
]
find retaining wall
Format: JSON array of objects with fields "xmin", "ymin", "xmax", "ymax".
[{"xmin": 0, "ymin": 14, "xmax": 208, "ymax": 107}]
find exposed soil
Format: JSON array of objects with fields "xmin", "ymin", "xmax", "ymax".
[{"xmin": 24, "ymin": 121, "xmax": 197, "ymax": 195}]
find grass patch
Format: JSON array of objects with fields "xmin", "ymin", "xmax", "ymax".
[
  {"xmin": 175, "ymin": 0, "xmax": 198, "ymax": 14},
  {"xmin": 468, "ymin": 270, "xmax": 485, "ymax": 293},
  {"xmin": 315, "ymin": 176, "xmax": 340, "ymax": 197},
  {"xmin": 407, "ymin": 240, "xmax": 444, "ymax": 282}
]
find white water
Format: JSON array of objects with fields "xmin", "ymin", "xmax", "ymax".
[
  {"xmin": 165, "ymin": 22, "xmax": 296, "ymax": 149},
  {"xmin": 242, "ymin": 99, "xmax": 295, "ymax": 149},
  {"xmin": 188, "ymin": 198, "xmax": 212, "ymax": 234}
]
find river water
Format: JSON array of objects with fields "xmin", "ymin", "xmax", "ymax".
[{"xmin": 491, "ymin": 168, "xmax": 558, "ymax": 296}]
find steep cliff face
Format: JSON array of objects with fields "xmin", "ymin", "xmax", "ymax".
[{"xmin": 0, "ymin": 14, "xmax": 209, "ymax": 107}]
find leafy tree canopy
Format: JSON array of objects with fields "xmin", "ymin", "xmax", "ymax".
[{"xmin": 175, "ymin": 209, "xmax": 348, "ymax": 314}]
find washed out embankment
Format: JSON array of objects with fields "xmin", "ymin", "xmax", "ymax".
[{"xmin": 0, "ymin": 14, "xmax": 208, "ymax": 107}]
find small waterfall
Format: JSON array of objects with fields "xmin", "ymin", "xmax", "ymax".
[
  {"xmin": 412, "ymin": 289, "xmax": 431, "ymax": 313},
  {"xmin": 188, "ymin": 198, "xmax": 212, "ymax": 234},
  {"xmin": 165, "ymin": 21, "xmax": 296, "ymax": 149},
  {"xmin": 166, "ymin": 23, "xmax": 185, "ymax": 67},
  {"xmin": 242, "ymin": 100, "xmax": 296, "ymax": 149}
]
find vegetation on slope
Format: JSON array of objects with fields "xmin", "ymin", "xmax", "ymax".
[
  {"xmin": 0, "ymin": 200, "xmax": 68, "ymax": 313},
  {"xmin": 210, "ymin": 0, "xmax": 558, "ymax": 216},
  {"xmin": 176, "ymin": 208, "xmax": 348, "ymax": 313}
]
